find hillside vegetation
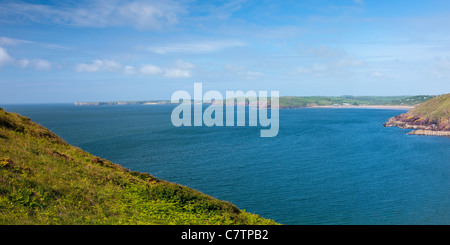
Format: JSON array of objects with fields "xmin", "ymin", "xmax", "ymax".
[
  {"xmin": 384, "ymin": 93, "xmax": 450, "ymax": 135},
  {"xmin": 407, "ymin": 93, "xmax": 450, "ymax": 123},
  {"xmin": 0, "ymin": 107, "xmax": 277, "ymax": 225}
]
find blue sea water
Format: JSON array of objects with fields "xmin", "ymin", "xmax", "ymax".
[{"xmin": 2, "ymin": 104, "xmax": 450, "ymax": 225}]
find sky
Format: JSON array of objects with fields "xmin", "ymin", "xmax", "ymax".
[{"xmin": 1, "ymin": 0, "xmax": 450, "ymax": 103}]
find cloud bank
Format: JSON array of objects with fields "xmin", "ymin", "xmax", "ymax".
[
  {"xmin": 76, "ymin": 59, "xmax": 195, "ymax": 78},
  {"xmin": 0, "ymin": 46, "xmax": 51, "ymax": 70},
  {"xmin": 147, "ymin": 40, "xmax": 246, "ymax": 54}
]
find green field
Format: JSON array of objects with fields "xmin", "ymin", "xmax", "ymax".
[{"xmin": 278, "ymin": 95, "xmax": 436, "ymax": 108}]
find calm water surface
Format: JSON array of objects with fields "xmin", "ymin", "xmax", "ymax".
[{"xmin": 3, "ymin": 104, "xmax": 450, "ymax": 225}]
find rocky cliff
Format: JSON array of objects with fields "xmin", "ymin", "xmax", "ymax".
[{"xmin": 384, "ymin": 93, "xmax": 450, "ymax": 136}]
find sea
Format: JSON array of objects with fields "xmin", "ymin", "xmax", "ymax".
[{"xmin": 2, "ymin": 103, "xmax": 450, "ymax": 225}]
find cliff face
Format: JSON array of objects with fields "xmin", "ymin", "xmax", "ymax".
[{"xmin": 384, "ymin": 93, "xmax": 450, "ymax": 136}]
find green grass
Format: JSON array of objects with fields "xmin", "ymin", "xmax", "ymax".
[
  {"xmin": 407, "ymin": 93, "xmax": 450, "ymax": 122},
  {"xmin": 0, "ymin": 107, "xmax": 277, "ymax": 225}
]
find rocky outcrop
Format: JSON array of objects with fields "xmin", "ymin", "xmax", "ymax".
[
  {"xmin": 384, "ymin": 113, "xmax": 450, "ymax": 130},
  {"xmin": 384, "ymin": 114, "xmax": 450, "ymax": 136},
  {"xmin": 408, "ymin": 130, "xmax": 450, "ymax": 136}
]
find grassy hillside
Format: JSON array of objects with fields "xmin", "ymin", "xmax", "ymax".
[
  {"xmin": 407, "ymin": 93, "xmax": 450, "ymax": 123},
  {"xmin": 0, "ymin": 107, "xmax": 277, "ymax": 225},
  {"xmin": 384, "ymin": 93, "xmax": 450, "ymax": 134}
]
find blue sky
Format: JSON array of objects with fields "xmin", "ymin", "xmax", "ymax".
[{"xmin": 1, "ymin": 0, "xmax": 450, "ymax": 103}]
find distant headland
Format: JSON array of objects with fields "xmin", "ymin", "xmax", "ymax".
[
  {"xmin": 74, "ymin": 100, "xmax": 172, "ymax": 106},
  {"xmin": 384, "ymin": 93, "xmax": 450, "ymax": 136}
]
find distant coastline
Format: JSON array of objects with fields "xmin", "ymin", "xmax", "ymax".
[
  {"xmin": 309, "ymin": 105, "xmax": 414, "ymax": 110},
  {"xmin": 74, "ymin": 95, "xmax": 434, "ymax": 109},
  {"xmin": 74, "ymin": 101, "xmax": 415, "ymax": 110},
  {"xmin": 74, "ymin": 101, "xmax": 171, "ymax": 106}
]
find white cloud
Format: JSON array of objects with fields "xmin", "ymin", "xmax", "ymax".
[
  {"xmin": 354, "ymin": 0, "xmax": 364, "ymax": 6},
  {"xmin": 117, "ymin": 1, "xmax": 180, "ymax": 29},
  {"xmin": 75, "ymin": 58, "xmax": 195, "ymax": 78},
  {"xmin": 76, "ymin": 60, "xmax": 102, "ymax": 72},
  {"xmin": 140, "ymin": 64, "xmax": 163, "ymax": 75},
  {"xmin": 224, "ymin": 64, "xmax": 242, "ymax": 73},
  {"xmin": 291, "ymin": 66, "xmax": 309, "ymax": 75},
  {"xmin": 370, "ymin": 71, "xmax": 384, "ymax": 77},
  {"xmin": 139, "ymin": 60, "xmax": 195, "ymax": 78},
  {"xmin": 124, "ymin": 65, "xmax": 136, "ymax": 75},
  {"xmin": 74, "ymin": 58, "xmax": 195, "ymax": 78},
  {"xmin": 18, "ymin": 58, "xmax": 30, "ymax": 68},
  {"xmin": 76, "ymin": 59, "xmax": 122, "ymax": 72},
  {"xmin": 224, "ymin": 64, "xmax": 265, "ymax": 79},
  {"xmin": 160, "ymin": 60, "xmax": 195, "ymax": 78},
  {"xmin": 241, "ymin": 70, "xmax": 265, "ymax": 79},
  {"xmin": 0, "ymin": 37, "xmax": 32, "ymax": 46},
  {"xmin": 306, "ymin": 45, "xmax": 346, "ymax": 59},
  {"xmin": 0, "ymin": 36, "xmax": 68, "ymax": 50},
  {"xmin": 0, "ymin": 0, "xmax": 185, "ymax": 30},
  {"xmin": 147, "ymin": 40, "xmax": 245, "ymax": 54},
  {"xmin": 18, "ymin": 58, "xmax": 52, "ymax": 70},
  {"xmin": 291, "ymin": 63, "xmax": 327, "ymax": 76},
  {"xmin": 191, "ymin": 0, "xmax": 247, "ymax": 21},
  {"xmin": 290, "ymin": 57, "xmax": 364, "ymax": 77},
  {"xmin": 33, "ymin": 59, "xmax": 51, "ymax": 70},
  {"xmin": 164, "ymin": 68, "xmax": 191, "ymax": 78},
  {"xmin": 0, "ymin": 47, "xmax": 51, "ymax": 70},
  {"xmin": 336, "ymin": 57, "xmax": 365, "ymax": 68},
  {"xmin": 175, "ymin": 59, "xmax": 195, "ymax": 69},
  {"xmin": 0, "ymin": 47, "xmax": 13, "ymax": 67},
  {"xmin": 291, "ymin": 44, "xmax": 365, "ymax": 77}
]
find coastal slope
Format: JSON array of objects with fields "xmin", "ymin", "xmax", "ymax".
[
  {"xmin": 0, "ymin": 107, "xmax": 276, "ymax": 225},
  {"xmin": 384, "ymin": 93, "xmax": 450, "ymax": 136}
]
